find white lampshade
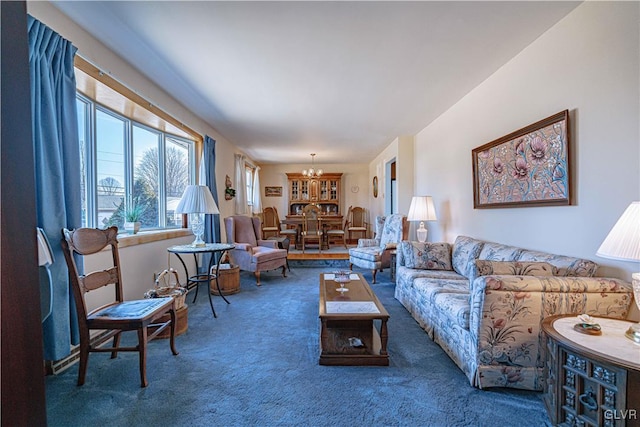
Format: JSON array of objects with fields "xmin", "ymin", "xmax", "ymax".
[
  {"xmin": 596, "ymin": 201, "xmax": 640, "ymax": 261},
  {"xmin": 407, "ymin": 196, "xmax": 437, "ymax": 243},
  {"xmin": 408, "ymin": 196, "xmax": 437, "ymax": 222},
  {"xmin": 176, "ymin": 185, "xmax": 219, "ymax": 214}
]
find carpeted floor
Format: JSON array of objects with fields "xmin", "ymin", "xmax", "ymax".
[{"xmin": 45, "ymin": 266, "xmax": 551, "ymax": 426}]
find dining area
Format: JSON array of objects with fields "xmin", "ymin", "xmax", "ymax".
[{"xmin": 261, "ymin": 205, "xmax": 368, "ymax": 252}]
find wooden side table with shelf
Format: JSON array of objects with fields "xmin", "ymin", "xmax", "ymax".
[{"xmin": 542, "ymin": 315, "xmax": 640, "ymax": 427}]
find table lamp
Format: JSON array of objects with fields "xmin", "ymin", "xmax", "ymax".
[
  {"xmin": 176, "ymin": 185, "xmax": 219, "ymax": 247},
  {"xmin": 596, "ymin": 201, "xmax": 640, "ymax": 342},
  {"xmin": 407, "ymin": 196, "xmax": 437, "ymax": 243}
]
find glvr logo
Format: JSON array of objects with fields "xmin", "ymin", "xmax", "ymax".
[{"xmin": 604, "ymin": 409, "xmax": 637, "ymax": 420}]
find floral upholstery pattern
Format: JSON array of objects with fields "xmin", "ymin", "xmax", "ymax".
[
  {"xmin": 478, "ymin": 242, "xmax": 522, "ymax": 262},
  {"xmin": 451, "ymin": 236, "xmax": 484, "ymax": 281},
  {"xmin": 395, "ymin": 235, "xmax": 634, "ymax": 391},
  {"xmin": 349, "ymin": 214, "xmax": 407, "ymax": 283},
  {"xmin": 400, "ymin": 241, "xmax": 452, "ymax": 270},
  {"xmin": 379, "ymin": 214, "xmax": 405, "ymax": 249},
  {"xmin": 517, "ymin": 250, "xmax": 598, "ymax": 277},
  {"xmin": 475, "ymin": 260, "xmax": 557, "ymax": 277}
]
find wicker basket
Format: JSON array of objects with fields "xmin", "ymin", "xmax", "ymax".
[
  {"xmin": 209, "ymin": 264, "xmax": 240, "ymax": 295},
  {"xmin": 144, "ymin": 268, "xmax": 187, "ymax": 309}
]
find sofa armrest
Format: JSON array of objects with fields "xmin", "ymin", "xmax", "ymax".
[{"xmin": 468, "ymin": 275, "xmax": 632, "ymax": 378}]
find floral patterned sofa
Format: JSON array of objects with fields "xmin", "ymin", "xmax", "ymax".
[{"xmin": 394, "ymin": 236, "xmax": 633, "ymax": 391}]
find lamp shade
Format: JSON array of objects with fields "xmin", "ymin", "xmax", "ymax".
[
  {"xmin": 175, "ymin": 185, "xmax": 219, "ymax": 214},
  {"xmin": 407, "ymin": 196, "xmax": 437, "ymax": 222},
  {"xmin": 596, "ymin": 201, "xmax": 640, "ymax": 261}
]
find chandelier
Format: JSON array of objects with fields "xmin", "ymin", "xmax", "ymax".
[{"xmin": 302, "ymin": 153, "xmax": 323, "ymax": 178}]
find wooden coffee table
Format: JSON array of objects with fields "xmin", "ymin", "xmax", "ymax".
[{"xmin": 318, "ymin": 272, "xmax": 389, "ymax": 366}]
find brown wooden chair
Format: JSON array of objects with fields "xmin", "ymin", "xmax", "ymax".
[
  {"xmin": 347, "ymin": 206, "xmax": 368, "ymax": 243},
  {"xmin": 61, "ymin": 226, "xmax": 178, "ymax": 387},
  {"xmin": 301, "ymin": 204, "xmax": 323, "ymax": 253},
  {"xmin": 261, "ymin": 206, "xmax": 280, "ymax": 239},
  {"xmin": 325, "ymin": 207, "xmax": 348, "ymax": 249},
  {"xmin": 270, "ymin": 206, "xmax": 297, "ymax": 248}
]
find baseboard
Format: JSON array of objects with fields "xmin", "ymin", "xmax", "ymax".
[{"xmin": 44, "ymin": 330, "xmax": 113, "ymax": 375}]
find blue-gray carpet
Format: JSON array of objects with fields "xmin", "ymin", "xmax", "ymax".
[{"xmin": 45, "ymin": 267, "xmax": 550, "ymax": 426}]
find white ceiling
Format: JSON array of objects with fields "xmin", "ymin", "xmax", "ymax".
[{"xmin": 53, "ymin": 1, "xmax": 580, "ymax": 165}]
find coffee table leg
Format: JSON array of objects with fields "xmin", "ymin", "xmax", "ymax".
[
  {"xmin": 380, "ymin": 319, "xmax": 388, "ymax": 356},
  {"xmin": 320, "ymin": 319, "xmax": 328, "ymax": 356}
]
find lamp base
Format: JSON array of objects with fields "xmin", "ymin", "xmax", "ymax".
[{"xmin": 416, "ymin": 222, "xmax": 428, "ymax": 243}]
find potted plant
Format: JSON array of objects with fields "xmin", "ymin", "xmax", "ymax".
[
  {"xmin": 124, "ymin": 202, "xmax": 145, "ymax": 234},
  {"xmin": 224, "ymin": 187, "xmax": 236, "ymax": 200}
]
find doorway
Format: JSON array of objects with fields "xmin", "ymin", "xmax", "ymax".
[{"xmin": 384, "ymin": 158, "xmax": 396, "ymax": 215}]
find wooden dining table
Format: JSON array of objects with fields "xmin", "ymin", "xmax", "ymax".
[{"xmin": 282, "ymin": 216, "xmax": 343, "ymax": 250}]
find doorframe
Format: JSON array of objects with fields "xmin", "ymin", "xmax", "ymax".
[{"xmin": 384, "ymin": 157, "xmax": 396, "ymax": 215}]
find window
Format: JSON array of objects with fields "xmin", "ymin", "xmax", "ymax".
[
  {"xmin": 245, "ymin": 164, "xmax": 255, "ymax": 207},
  {"xmin": 78, "ymin": 94, "xmax": 195, "ymax": 231}
]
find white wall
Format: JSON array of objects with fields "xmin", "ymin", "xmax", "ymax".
[
  {"xmin": 83, "ymin": 235, "xmax": 196, "ymax": 311},
  {"xmin": 413, "ymin": 2, "xmax": 639, "ymax": 285}
]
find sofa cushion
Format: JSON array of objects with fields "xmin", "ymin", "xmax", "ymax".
[
  {"xmin": 478, "ymin": 242, "xmax": 522, "ymax": 262},
  {"xmin": 414, "ymin": 278, "xmax": 469, "ymax": 304},
  {"xmin": 517, "ymin": 250, "xmax": 598, "ymax": 277},
  {"xmin": 400, "ymin": 241, "xmax": 452, "ymax": 270},
  {"xmin": 475, "ymin": 260, "xmax": 557, "ymax": 277},
  {"xmin": 434, "ymin": 292, "xmax": 470, "ymax": 330},
  {"xmin": 452, "ymin": 236, "xmax": 485, "ymax": 279}
]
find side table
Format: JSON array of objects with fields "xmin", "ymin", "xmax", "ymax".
[
  {"xmin": 167, "ymin": 243, "xmax": 235, "ymax": 318},
  {"xmin": 542, "ymin": 315, "xmax": 640, "ymax": 427},
  {"xmin": 267, "ymin": 236, "xmax": 291, "ymax": 271},
  {"xmin": 390, "ymin": 250, "xmax": 397, "ymax": 283}
]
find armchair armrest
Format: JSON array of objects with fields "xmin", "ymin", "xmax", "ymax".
[
  {"xmin": 257, "ymin": 240, "xmax": 279, "ymax": 249},
  {"xmin": 468, "ymin": 275, "xmax": 632, "ymax": 374},
  {"xmin": 357, "ymin": 238, "xmax": 379, "ymax": 248},
  {"xmin": 234, "ymin": 243, "xmax": 253, "ymax": 252}
]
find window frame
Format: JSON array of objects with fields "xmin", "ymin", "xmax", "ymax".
[{"xmin": 77, "ymin": 92, "xmax": 196, "ymax": 231}]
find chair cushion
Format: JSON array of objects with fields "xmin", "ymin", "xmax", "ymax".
[
  {"xmin": 91, "ymin": 298, "xmax": 171, "ymax": 320},
  {"xmin": 326, "ymin": 229, "xmax": 345, "ymax": 235},
  {"xmin": 251, "ymin": 246, "xmax": 287, "ymax": 263},
  {"xmin": 349, "ymin": 246, "xmax": 383, "ymax": 262},
  {"xmin": 400, "ymin": 241, "xmax": 452, "ymax": 270},
  {"xmin": 475, "ymin": 260, "xmax": 557, "ymax": 277}
]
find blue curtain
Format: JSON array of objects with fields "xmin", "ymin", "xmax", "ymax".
[
  {"xmin": 203, "ymin": 135, "xmax": 221, "ymax": 267},
  {"xmin": 28, "ymin": 16, "xmax": 82, "ymax": 360}
]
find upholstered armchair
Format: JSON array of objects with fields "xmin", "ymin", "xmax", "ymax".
[
  {"xmin": 349, "ymin": 214, "xmax": 409, "ymax": 283},
  {"xmin": 224, "ymin": 215, "xmax": 288, "ymax": 286}
]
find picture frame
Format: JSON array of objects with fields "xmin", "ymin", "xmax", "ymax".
[
  {"xmin": 372, "ymin": 176, "xmax": 378, "ymax": 198},
  {"xmin": 472, "ymin": 110, "xmax": 570, "ymax": 209},
  {"xmin": 264, "ymin": 186, "xmax": 282, "ymax": 197}
]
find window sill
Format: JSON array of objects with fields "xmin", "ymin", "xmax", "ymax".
[{"xmin": 117, "ymin": 228, "xmax": 192, "ymax": 248}]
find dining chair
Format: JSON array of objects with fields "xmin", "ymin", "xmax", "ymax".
[
  {"xmin": 261, "ymin": 206, "xmax": 280, "ymax": 239},
  {"xmin": 301, "ymin": 204, "xmax": 323, "ymax": 253},
  {"xmin": 61, "ymin": 226, "xmax": 178, "ymax": 387},
  {"xmin": 347, "ymin": 206, "xmax": 368, "ymax": 243},
  {"xmin": 325, "ymin": 207, "xmax": 348, "ymax": 249}
]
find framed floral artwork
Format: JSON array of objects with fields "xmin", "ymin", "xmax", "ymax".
[{"xmin": 472, "ymin": 110, "xmax": 571, "ymax": 208}]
